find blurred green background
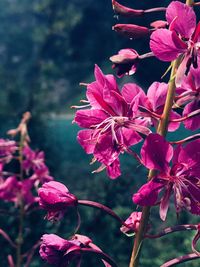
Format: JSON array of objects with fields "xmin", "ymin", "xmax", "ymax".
[{"xmin": 0, "ymin": 0, "xmax": 199, "ymax": 266}]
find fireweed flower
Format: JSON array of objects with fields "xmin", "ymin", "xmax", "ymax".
[
  {"xmin": 175, "ymin": 62, "xmax": 200, "ymax": 130},
  {"xmin": 23, "ymin": 145, "xmax": 46, "ymax": 173},
  {"xmin": 38, "ymin": 181, "xmax": 78, "ymax": 221},
  {"xmin": 0, "ymin": 139, "xmax": 17, "ymax": 163},
  {"xmin": 150, "ymin": 1, "xmax": 200, "ymax": 86},
  {"xmin": 120, "ymin": 212, "xmax": 142, "ymax": 234},
  {"xmin": 133, "ymin": 134, "xmax": 200, "ymax": 221},
  {"xmin": 40, "ymin": 234, "xmax": 81, "ymax": 267},
  {"xmin": 74, "ymin": 65, "xmax": 151, "ymax": 178},
  {"xmin": 139, "ymin": 82, "xmax": 181, "ymax": 131},
  {"xmin": 110, "ymin": 49, "xmax": 153, "ymax": 78}
]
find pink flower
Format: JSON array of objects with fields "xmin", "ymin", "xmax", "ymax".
[
  {"xmin": 40, "ymin": 234, "xmax": 81, "ymax": 266},
  {"xmin": 74, "ymin": 65, "xmax": 151, "ymax": 178},
  {"xmin": 23, "ymin": 146, "xmax": 45, "ymax": 173},
  {"xmin": 140, "ymin": 82, "xmax": 181, "ymax": 131},
  {"xmin": 110, "ymin": 49, "xmax": 139, "ymax": 77},
  {"xmin": 150, "ymin": 1, "xmax": 200, "ymax": 86},
  {"xmin": 133, "ymin": 134, "xmax": 200, "ymax": 220},
  {"xmin": 120, "ymin": 212, "xmax": 142, "ymax": 234},
  {"xmin": 176, "ymin": 62, "xmax": 200, "ymax": 130},
  {"xmin": 0, "ymin": 139, "xmax": 17, "ymax": 163},
  {"xmin": 38, "ymin": 181, "xmax": 78, "ymax": 221}
]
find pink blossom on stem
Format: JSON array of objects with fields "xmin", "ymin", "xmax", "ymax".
[
  {"xmin": 40, "ymin": 234, "xmax": 81, "ymax": 267},
  {"xmin": 150, "ymin": 1, "xmax": 200, "ymax": 86},
  {"xmin": 120, "ymin": 212, "xmax": 142, "ymax": 234},
  {"xmin": 38, "ymin": 181, "xmax": 78, "ymax": 221},
  {"xmin": 0, "ymin": 139, "xmax": 17, "ymax": 163},
  {"xmin": 133, "ymin": 134, "xmax": 200, "ymax": 220},
  {"xmin": 176, "ymin": 62, "xmax": 200, "ymax": 130},
  {"xmin": 74, "ymin": 65, "xmax": 151, "ymax": 178}
]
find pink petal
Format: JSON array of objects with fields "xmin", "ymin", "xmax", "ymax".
[
  {"xmin": 166, "ymin": 1, "xmax": 196, "ymax": 38},
  {"xmin": 77, "ymin": 130, "xmax": 97, "ymax": 154},
  {"xmin": 74, "ymin": 109, "xmax": 108, "ymax": 128},
  {"xmin": 183, "ymin": 100, "xmax": 200, "ymax": 130},
  {"xmin": 141, "ymin": 133, "xmax": 173, "ymax": 173},
  {"xmin": 133, "ymin": 180, "xmax": 163, "ymax": 206},
  {"xmin": 121, "ymin": 127, "xmax": 142, "ymax": 147},
  {"xmin": 150, "ymin": 29, "xmax": 187, "ymax": 61},
  {"xmin": 121, "ymin": 83, "xmax": 147, "ymax": 105},
  {"xmin": 94, "ymin": 134, "xmax": 120, "ymax": 166},
  {"xmin": 147, "ymin": 82, "xmax": 168, "ymax": 111},
  {"xmin": 106, "ymin": 158, "xmax": 121, "ymax": 179}
]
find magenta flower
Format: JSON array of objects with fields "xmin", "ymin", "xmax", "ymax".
[
  {"xmin": 110, "ymin": 49, "xmax": 139, "ymax": 77},
  {"xmin": 74, "ymin": 65, "xmax": 151, "ymax": 178},
  {"xmin": 150, "ymin": 1, "xmax": 200, "ymax": 86},
  {"xmin": 141, "ymin": 82, "xmax": 181, "ymax": 131},
  {"xmin": 40, "ymin": 234, "xmax": 81, "ymax": 267},
  {"xmin": 110, "ymin": 49, "xmax": 153, "ymax": 78},
  {"xmin": 0, "ymin": 139, "xmax": 17, "ymax": 163},
  {"xmin": 133, "ymin": 134, "xmax": 200, "ymax": 220},
  {"xmin": 23, "ymin": 146, "xmax": 46, "ymax": 173},
  {"xmin": 38, "ymin": 181, "xmax": 78, "ymax": 221},
  {"xmin": 176, "ymin": 62, "xmax": 200, "ymax": 130},
  {"xmin": 0, "ymin": 176, "xmax": 19, "ymax": 202},
  {"xmin": 120, "ymin": 212, "xmax": 142, "ymax": 234}
]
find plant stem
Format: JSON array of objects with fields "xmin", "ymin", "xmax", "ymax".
[
  {"xmin": 16, "ymin": 133, "xmax": 25, "ymax": 267},
  {"xmin": 129, "ymin": 55, "xmax": 184, "ymax": 267}
]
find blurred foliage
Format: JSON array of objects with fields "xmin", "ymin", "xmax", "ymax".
[{"xmin": 0, "ymin": 0, "xmax": 200, "ymax": 266}]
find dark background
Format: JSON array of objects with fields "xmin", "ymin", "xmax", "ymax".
[{"xmin": 0, "ymin": 0, "xmax": 199, "ymax": 266}]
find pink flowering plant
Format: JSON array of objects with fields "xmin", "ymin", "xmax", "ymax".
[{"xmin": 1, "ymin": 0, "xmax": 200, "ymax": 267}]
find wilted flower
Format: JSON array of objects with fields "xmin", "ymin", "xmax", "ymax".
[
  {"xmin": 150, "ymin": 1, "xmax": 200, "ymax": 86},
  {"xmin": 133, "ymin": 134, "xmax": 200, "ymax": 220},
  {"xmin": 40, "ymin": 234, "xmax": 81, "ymax": 266},
  {"xmin": 120, "ymin": 212, "xmax": 142, "ymax": 234},
  {"xmin": 38, "ymin": 181, "xmax": 78, "ymax": 221}
]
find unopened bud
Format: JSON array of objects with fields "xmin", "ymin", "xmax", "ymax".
[
  {"xmin": 112, "ymin": 0, "xmax": 144, "ymax": 17},
  {"xmin": 113, "ymin": 24, "xmax": 150, "ymax": 39}
]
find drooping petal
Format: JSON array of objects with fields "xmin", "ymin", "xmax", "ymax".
[
  {"xmin": 166, "ymin": 1, "xmax": 196, "ymax": 38},
  {"xmin": 150, "ymin": 29, "xmax": 187, "ymax": 61},
  {"xmin": 133, "ymin": 180, "xmax": 163, "ymax": 206},
  {"xmin": 141, "ymin": 133, "xmax": 173, "ymax": 173},
  {"xmin": 74, "ymin": 109, "xmax": 108, "ymax": 128}
]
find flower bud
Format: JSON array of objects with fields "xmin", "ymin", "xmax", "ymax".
[
  {"xmin": 113, "ymin": 24, "xmax": 150, "ymax": 39},
  {"xmin": 40, "ymin": 234, "xmax": 80, "ymax": 266},
  {"xmin": 110, "ymin": 49, "xmax": 139, "ymax": 77},
  {"xmin": 38, "ymin": 181, "xmax": 78, "ymax": 221},
  {"xmin": 112, "ymin": 0, "xmax": 144, "ymax": 17},
  {"xmin": 120, "ymin": 212, "xmax": 142, "ymax": 234}
]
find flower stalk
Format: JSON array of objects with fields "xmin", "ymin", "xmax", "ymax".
[{"xmin": 129, "ymin": 44, "xmax": 185, "ymax": 267}]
